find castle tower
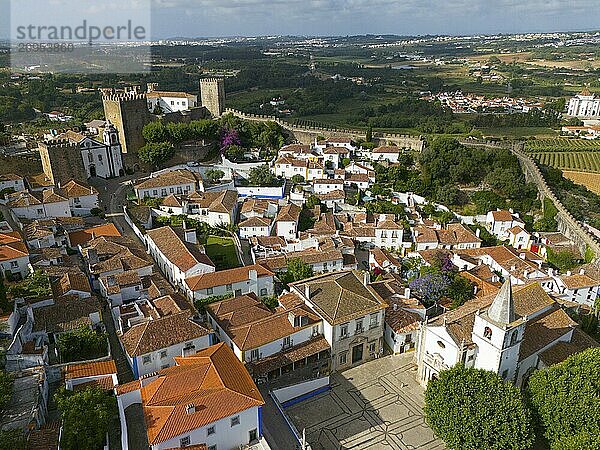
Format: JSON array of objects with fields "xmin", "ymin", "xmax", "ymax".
[
  {"xmin": 200, "ymin": 78, "xmax": 225, "ymax": 118},
  {"xmin": 38, "ymin": 140, "xmax": 87, "ymax": 186},
  {"xmin": 471, "ymin": 279, "xmax": 526, "ymax": 382},
  {"xmin": 102, "ymin": 88, "xmax": 154, "ymax": 156}
]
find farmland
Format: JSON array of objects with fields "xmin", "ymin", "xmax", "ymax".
[
  {"xmin": 525, "ymin": 138, "xmax": 600, "ymax": 153},
  {"xmin": 533, "ymin": 152, "xmax": 600, "ymax": 172},
  {"xmin": 562, "ymin": 171, "xmax": 600, "ymax": 195}
]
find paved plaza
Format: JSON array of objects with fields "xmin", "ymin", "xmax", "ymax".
[{"xmin": 286, "ymin": 353, "xmax": 445, "ymax": 450}]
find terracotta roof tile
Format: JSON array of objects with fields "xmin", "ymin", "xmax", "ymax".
[
  {"xmin": 185, "ymin": 264, "xmax": 273, "ymax": 291},
  {"xmin": 65, "ymin": 360, "xmax": 117, "ymax": 379}
]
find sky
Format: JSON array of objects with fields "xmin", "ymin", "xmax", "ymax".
[{"xmin": 2, "ymin": 0, "xmax": 600, "ymax": 40}]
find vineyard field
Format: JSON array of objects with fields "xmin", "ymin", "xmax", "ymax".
[
  {"xmin": 525, "ymin": 138, "xmax": 600, "ymax": 153},
  {"xmin": 563, "ymin": 171, "xmax": 600, "ymax": 195},
  {"xmin": 533, "ymin": 152, "xmax": 600, "ymax": 172}
]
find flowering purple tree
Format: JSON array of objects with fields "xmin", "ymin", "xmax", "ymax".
[
  {"xmin": 409, "ymin": 273, "xmax": 451, "ymax": 307},
  {"xmin": 220, "ymin": 128, "xmax": 241, "ymax": 151}
]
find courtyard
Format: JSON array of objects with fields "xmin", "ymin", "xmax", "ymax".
[{"xmin": 286, "ymin": 353, "xmax": 445, "ymax": 450}]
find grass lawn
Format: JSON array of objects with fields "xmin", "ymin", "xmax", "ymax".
[{"xmin": 204, "ymin": 236, "xmax": 240, "ymax": 270}]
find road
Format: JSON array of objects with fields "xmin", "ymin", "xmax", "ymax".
[{"xmin": 90, "ymin": 174, "xmax": 141, "ymax": 238}]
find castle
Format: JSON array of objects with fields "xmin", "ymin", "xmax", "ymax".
[{"xmin": 101, "ymin": 78, "xmax": 226, "ymax": 160}]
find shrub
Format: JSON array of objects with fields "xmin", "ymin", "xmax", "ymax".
[{"xmin": 425, "ymin": 365, "xmax": 534, "ymax": 450}]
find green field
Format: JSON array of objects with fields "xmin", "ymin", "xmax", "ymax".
[
  {"xmin": 478, "ymin": 127, "xmax": 557, "ymax": 138},
  {"xmin": 204, "ymin": 236, "xmax": 240, "ymax": 270},
  {"xmin": 525, "ymin": 138, "xmax": 600, "ymax": 152},
  {"xmin": 533, "ymin": 152, "xmax": 600, "ymax": 172}
]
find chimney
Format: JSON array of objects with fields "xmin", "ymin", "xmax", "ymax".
[
  {"xmin": 304, "ymin": 284, "xmax": 310, "ymax": 300},
  {"xmin": 547, "ymin": 268, "xmax": 554, "ymax": 277},
  {"xmin": 363, "ymin": 271, "xmax": 370, "ymax": 286},
  {"xmin": 510, "ymin": 265, "xmax": 516, "ymax": 271},
  {"xmin": 87, "ymin": 248, "xmax": 98, "ymax": 266},
  {"xmin": 183, "ymin": 227, "xmax": 197, "ymax": 245},
  {"xmin": 393, "ymin": 303, "xmax": 398, "ymax": 311},
  {"xmin": 404, "ymin": 288, "xmax": 411, "ymax": 299},
  {"xmin": 523, "ymin": 270, "xmax": 528, "ymax": 278},
  {"xmin": 566, "ymin": 270, "xmax": 572, "ymax": 276},
  {"xmin": 249, "ymin": 269, "xmax": 258, "ymax": 282},
  {"xmin": 579, "ymin": 268, "xmax": 585, "ymax": 275},
  {"xmin": 519, "ymin": 253, "xmax": 526, "ymax": 260},
  {"xmin": 475, "ymin": 228, "xmax": 481, "ymax": 238},
  {"xmin": 185, "ymin": 404, "xmax": 195, "ymax": 414}
]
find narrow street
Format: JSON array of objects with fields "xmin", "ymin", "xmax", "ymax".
[{"xmin": 102, "ymin": 301, "xmax": 134, "ymax": 384}]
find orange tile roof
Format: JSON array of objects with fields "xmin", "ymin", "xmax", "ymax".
[
  {"xmin": 185, "ymin": 264, "xmax": 273, "ymax": 291},
  {"xmin": 146, "ymin": 226, "xmax": 214, "ymax": 272},
  {"xmin": 137, "ymin": 343, "xmax": 264, "ymax": 446},
  {"xmin": 491, "ymin": 210, "xmax": 516, "ymax": 222},
  {"xmin": 121, "ymin": 311, "xmax": 211, "ymax": 356},
  {"xmin": 62, "ymin": 179, "xmax": 99, "ymax": 198},
  {"xmin": 0, "ymin": 231, "xmax": 23, "ymax": 246},
  {"xmin": 69, "ymin": 223, "xmax": 122, "ymax": 247},
  {"xmin": 65, "ymin": 360, "xmax": 117, "ymax": 379},
  {"xmin": 51, "ymin": 272, "xmax": 91, "ymax": 298},
  {"xmin": 0, "ymin": 241, "xmax": 28, "ymax": 262},
  {"xmin": 72, "ymin": 376, "xmax": 115, "ymax": 392}
]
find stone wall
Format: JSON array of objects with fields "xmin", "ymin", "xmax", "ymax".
[
  {"xmin": 224, "ymin": 108, "xmax": 425, "ymax": 151},
  {"xmin": 461, "ymin": 140, "xmax": 600, "ymax": 261},
  {"xmin": 38, "ymin": 140, "xmax": 87, "ymax": 186}
]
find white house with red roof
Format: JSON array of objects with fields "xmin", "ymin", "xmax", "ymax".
[{"xmin": 486, "ymin": 209, "xmax": 525, "ymax": 240}]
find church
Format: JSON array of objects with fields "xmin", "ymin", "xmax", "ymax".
[
  {"xmin": 39, "ymin": 122, "xmax": 124, "ymax": 185},
  {"xmin": 415, "ymin": 280, "xmax": 596, "ymax": 387},
  {"xmin": 567, "ymin": 87, "xmax": 600, "ymax": 118}
]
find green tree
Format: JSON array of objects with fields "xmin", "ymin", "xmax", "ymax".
[
  {"xmin": 550, "ymin": 432, "xmax": 600, "ymax": 450},
  {"xmin": 448, "ymin": 275, "xmax": 476, "ymax": 309},
  {"xmin": 138, "ymin": 142, "xmax": 176, "ymax": 169},
  {"xmin": 56, "ymin": 327, "xmax": 108, "ymax": 363},
  {"xmin": 205, "ymin": 169, "xmax": 225, "ymax": 184},
  {"xmin": 55, "ymin": 387, "xmax": 117, "ymax": 450},
  {"xmin": 425, "ymin": 365, "xmax": 534, "ymax": 450},
  {"xmin": 280, "ymin": 258, "xmax": 314, "ymax": 285},
  {"xmin": 526, "ymin": 348, "xmax": 600, "ymax": 448},
  {"xmin": 291, "ymin": 174, "xmax": 305, "ymax": 184},
  {"xmin": 247, "ymin": 165, "xmax": 278, "ymax": 187},
  {"xmin": 366, "ymin": 125, "xmax": 373, "ymax": 142},
  {"xmin": 0, "ymin": 370, "xmax": 13, "ymax": 410},
  {"xmin": 142, "ymin": 121, "xmax": 170, "ymax": 143},
  {"xmin": 0, "ymin": 430, "xmax": 26, "ymax": 450},
  {"xmin": 546, "ymin": 248, "xmax": 579, "ymax": 271},
  {"xmin": 0, "ymin": 276, "xmax": 9, "ymax": 314}
]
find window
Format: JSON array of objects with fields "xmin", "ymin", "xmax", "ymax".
[
  {"xmin": 370, "ymin": 314, "xmax": 378, "ymax": 328},
  {"xmin": 250, "ymin": 349, "xmax": 259, "ymax": 361},
  {"xmin": 169, "ymin": 188, "xmax": 174, "ymax": 193},
  {"xmin": 355, "ymin": 320, "xmax": 364, "ymax": 334},
  {"xmin": 207, "ymin": 425, "xmax": 215, "ymax": 436},
  {"xmin": 312, "ymin": 325, "xmax": 319, "ymax": 336},
  {"xmin": 161, "ymin": 189, "xmax": 167, "ymax": 196},
  {"xmin": 142, "ymin": 355, "xmax": 151, "ymax": 364},
  {"xmin": 37, "ymin": 208, "xmax": 43, "ymax": 214},
  {"xmin": 510, "ymin": 330, "xmax": 519, "ymax": 346},
  {"xmin": 208, "ymin": 446, "xmax": 217, "ymax": 450},
  {"xmin": 231, "ymin": 415, "xmax": 240, "ymax": 427},
  {"xmin": 339, "ymin": 352, "xmax": 347, "ymax": 365},
  {"xmin": 98, "ymin": 154, "xmax": 102, "ymax": 162},
  {"xmin": 153, "ymin": 190, "xmax": 158, "ymax": 196},
  {"xmin": 260, "ymin": 288, "xmax": 267, "ymax": 296},
  {"xmin": 369, "ymin": 342, "xmax": 376, "ymax": 353},
  {"xmin": 339, "ymin": 323, "xmax": 348, "ymax": 339},
  {"xmin": 88, "ymin": 153, "xmax": 93, "ymax": 163},
  {"xmin": 437, "ymin": 340, "xmax": 445, "ymax": 349},
  {"xmin": 207, "ymin": 287, "xmax": 213, "ymax": 295},
  {"xmin": 502, "ymin": 369, "xmax": 509, "ymax": 379},
  {"xmin": 226, "ymin": 284, "xmax": 232, "ymax": 291},
  {"xmin": 180, "ymin": 436, "xmax": 190, "ymax": 447},
  {"xmin": 483, "ymin": 326, "xmax": 492, "ymax": 340},
  {"xmin": 160, "ymin": 350, "xmax": 167, "ymax": 359},
  {"xmin": 282, "ymin": 336, "xmax": 291, "ymax": 348}
]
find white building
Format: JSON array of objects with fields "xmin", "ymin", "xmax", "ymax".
[
  {"xmin": 567, "ymin": 88, "xmax": 600, "ymax": 118},
  {"xmin": 415, "ymin": 281, "xmax": 592, "ymax": 387},
  {"xmin": 274, "ymin": 157, "xmax": 324, "ymax": 182},
  {"xmin": 274, "ymin": 203, "xmax": 301, "ymax": 238},
  {"xmin": 370, "ymin": 146, "xmax": 403, "ymax": 163},
  {"xmin": 116, "ymin": 343, "xmax": 265, "ymax": 450},
  {"xmin": 290, "ymin": 271, "xmax": 387, "ymax": 372},
  {"xmin": 134, "ymin": 169, "xmax": 203, "ymax": 199},
  {"xmin": 145, "ymin": 226, "xmax": 215, "ymax": 291},
  {"xmin": 486, "ymin": 209, "xmax": 526, "ymax": 240},
  {"xmin": 0, "ymin": 174, "xmax": 25, "ymax": 193},
  {"xmin": 313, "ymin": 178, "xmax": 345, "ymax": 195},
  {"xmin": 185, "ymin": 264, "xmax": 275, "ymax": 302},
  {"xmin": 146, "ymin": 86, "xmax": 198, "ymax": 114},
  {"xmin": 61, "ymin": 180, "xmax": 99, "ymax": 216},
  {"xmin": 238, "ymin": 216, "xmax": 273, "ymax": 239},
  {"xmin": 7, "ymin": 189, "xmax": 71, "ymax": 220},
  {"xmin": 555, "ymin": 269, "xmax": 600, "ymax": 307},
  {"xmin": 0, "ymin": 235, "xmax": 30, "ymax": 279},
  {"xmin": 507, "ymin": 226, "xmax": 531, "ymax": 251},
  {"xmin": 121, "ymin": 311, "xmax": 212, "ymax": 378}
]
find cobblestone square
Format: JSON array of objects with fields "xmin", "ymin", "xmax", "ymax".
[{"xmin": 286, "ymin": 354, "xmax": 445, "ymax": 450}]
